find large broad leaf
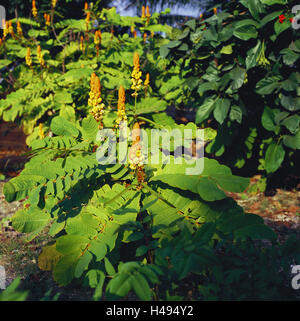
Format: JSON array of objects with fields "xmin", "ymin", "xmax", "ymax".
[
  {"xmin": 261, "ymin": 106, "xmax": 280, "ymax": 133},
  {"xmin": 53, "ymin": 253, "xmax": 80, "ymax": 286},
  {"xmin": 281, "ymin": 115, "xmax": 300, "ymax": 134},
  {"xmin": 151, "ymin": 158, "xmax": 249, "ymax": 201},
  {"xmin": 233, "ymin": 24, "xmax": 258, "ymax": 41},
  {"xmin": 283, "ymin": 131, "xmax": 300, "ymax": 149},
  {"xmin": 280, "ymin": 95, "xmax": 300, "ymax": 112},
  {"xmin": 213, "ymin": 98, "xmax": 231, "ymax": 124},
  {"xmin": 50, "ymin": 116, "xmax": 79, "ymax": 137},
  {"xmin": 134, "ymin": 97, "xmax": 167, "ymax": 115},
  {"xmin": 245, "ymin": 41, "xmax": 262, "ymax": 70},
  {"xmin": 3, "ymin": 175, "xmax": 46, "ymax": 202},
  {"xmin": 229, "ymin": 105, "xmax": 243, "ymax": 124},
  {"xmin": 196, "ymin": 97, "xmax": 218, "ymax": 124},
  {"xmin": 219, "ymin": 213, "xmax": 277, "ymax": 241},
  {"xmin": 260, "ymin": 0, "xmax": 287, "ymax": 5},
  {"xmin": 12, "ymin": 208, "xmax": 51, "ymax": 233},
  {"xmin": 265, "ymin": 143, "xmax": 285, "ymax": 174},
  {"xmin": 230, "ymin": 67, "xmax": 246, "ymax": 90},
  {"xmin": 256, "ymin": 77, "xmax": 281, "ymax": 95},
  {"xmin": 81, "ymin": 115, "xmax": 99, "ymax": 142}
]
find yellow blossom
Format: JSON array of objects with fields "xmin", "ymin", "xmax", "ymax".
[
  {"xmin": 3, "ymin": 21, "xmax": 8, "ymax": 39},
  {"xmin": 26, "ymin": 48, "xmax": 32, "ymax": 67},
  {"xmin": 115, "ymin": 86, "xmax": 128, "ymax": 128},
  {"xmin": 89, "ymin": 73, "xmax": 105, "ymax": 127},
  {"xmin": 37, "ymin": 45, "xmax": 45, "ymax": 67},
  {"xmin": 39, "ymin": 123, "xmax": 45, "ymax": 139},
  {"xmin": 144, "ymin": 73, "xmax": 150, "ymax": 87},
  {"xmin": 131, "ymin": 52, "xmax": 143, "ymax": 96},
  {"xmin": 17, "ymin": 21, "xmax": 23, "ymax": 37},
  {"xmin": 32, "ymin": 0, "xmax": 38, "ymax": 18}
]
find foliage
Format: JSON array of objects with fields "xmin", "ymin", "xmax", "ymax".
[
  {"xmin": 161, "ymin": 0, "xmax": 300, "ymax": 184},
  {"xmin": 0, "ymin": 278, "xmax": 29, "ymax": 301},
  {"xmin": 0, "ymin": 1, "xmax": 299, "ymax": 301}
]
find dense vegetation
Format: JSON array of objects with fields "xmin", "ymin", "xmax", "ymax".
[{"xmin": 0, "ymin": 0, "xmax": 299, "ymax": 300}]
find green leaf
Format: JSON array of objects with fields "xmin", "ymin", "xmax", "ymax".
[
  {"xmin": 185, "ymin": 19, "xmax": 196, "ymax": 31},
  {"xmin": 159, "ymin": 45, "xmax": 170, "ymax": 58},
  {"xmin": 281, "ymin": 115, "xmax": 300, "ymax": 134},
  {"xmin": 274, "ymin": 20, "xmax": 290, "ymax": 36},
  {"xmin": 261, "ymin": 107, "xmax": 279, "ymax": 132},
  {"xmin": 256, "ymin": 77, "xmax": 281, "ymax": 95},
  {"xmin": 231, "ymin": 67, "xmax": 246, "ymax": 90},
  {"xmin": 194, "ymin": 223, "xmax": 215, "ymax": 246},
  {"xmin": 104, "ymin": 257, "xmax": 116, "ymax": 276},
  {"xmin": 265, "ymin": 143, "xmax": 285, "ymax": 174},
  {"xmin": 136, "ymin": 245, "xmax": 148, "ymax": 257},
  {"xmin": 12, "ymin": 209, "xmax": 51, "ymax": 233},
  {"xmin": 196, "ymin": 97, "xmax": 218, "ymax": 124},
  {"xmin": 130, "ymin": 272, "xmax": 152, "ymax": 301},
  {"xmin": 53, "ymin": 253, "xmax": 80, "ymax": 286},
  {"xmin": 229, "ymin": 105, "xmax": 243, "ymax": 124},
  {"xmin": 220, "ymin": 45, "xmax": 233, "ymax": 55},
  {"xmin": 213, "ymin": 98, "xmax": 231, "ymax": 124},
  {"xmin": 233, "ymin": 25, "xmax": 258, "ymax": 41},
  {"xmin": 50, "ymin": 116, "xmax": 79, "ymax": 137},
  {"xmin": 283, "ymin": 132, "xmax": 300, "ymax": 149}
]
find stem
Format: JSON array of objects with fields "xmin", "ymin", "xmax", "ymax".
[
  {"xmin": 141, "ymin": 183, "xmax": 176, "ymax": 209},
  {"xmin": 103, "ymin": 184, "xmax": 132, "ymax": 206},
  {"xmin": 137, "ymin": 116, "xmax": 164, "ymax": 128}
]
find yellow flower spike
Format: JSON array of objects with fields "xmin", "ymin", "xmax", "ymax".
[
  {"xmin": 17, "ymin": 21, "xmax": 23, "ymax": 37},
  {"xmin": 52, "ymin": 0, "xmax": 57, "ymax": 9},
  {"xmin": 146, "ymin": 5, "xmax": 151, "ymax": 24},
  {"xmin": 118, "ymin": 85, "xmax": 126, "ymax": 111},
  {"xmin": 44, "ymin": 13, "xmax": 51, "ymax": 26},
  {"xmin": 8, "ymin": 21, "xmax": 14, "ymax": 36},
  {"xmin": 32, "ymin": 0, "xmax": 38, "ymax": 18},
  {"xmin": 143, "ymin": 32, "xmax": 147, "ymax": 43},
  {"xmin": 213, "ymin": 7, "xmax": 217, "ymax": 15},
  {"xmin": 132, "ymin": 122, "xmax": 141, "ymax": 143},
  {"xmin": 129, "ymin": 123, "xmax": 146, "ymax": 175},
  {"xmin": 144, "ymin": 73, "xmax": 150, "ymax": 87},
  {"xmin": 84, "ymin": 2, "xmax": 88, "ymax": 10},
  {"xmin": 89, "ymin": 73, "xmax": 105, "ymax": 128},
  {"xmin": 0, "ymin": 38, "xmax": 2, "ymax": 46},
  {"xmin": 39, "ymin": 123, "xmax": 45, "ymax": 139},
  {"xmin": 26, "ymin": 47, "xmax": 32, "ymax": 67},
  {"xmin": 37, "ymin": 45, "xmax": 45, "ymax": 67},
  {"xmin": 141, "ymin": 5, "xmax": 146, "ymax": 19},
  {"xmin": 3, "ymin": 21, "xmax": 8, "ymax": 39},
  {"xmin": 80, "ymin": 35, "xmax": 85, "ymax": 52},
  {"xmin": 150, "ymin": 31, "xmax": 154, "ymax": 38},
  {"xmin": 131, "ymin": 52, "xmax": 142, "ymax": 96},
  {"xmin": 115, "ymin": 85, "xmax": 127, "ymax": 128},
  {"xmin": 94, "ymin": 30, "xmax": 101, "ymax": 45},
  {"xmin": 94, "ymin": 30, "xmax": 101, "ymax": 56}
]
